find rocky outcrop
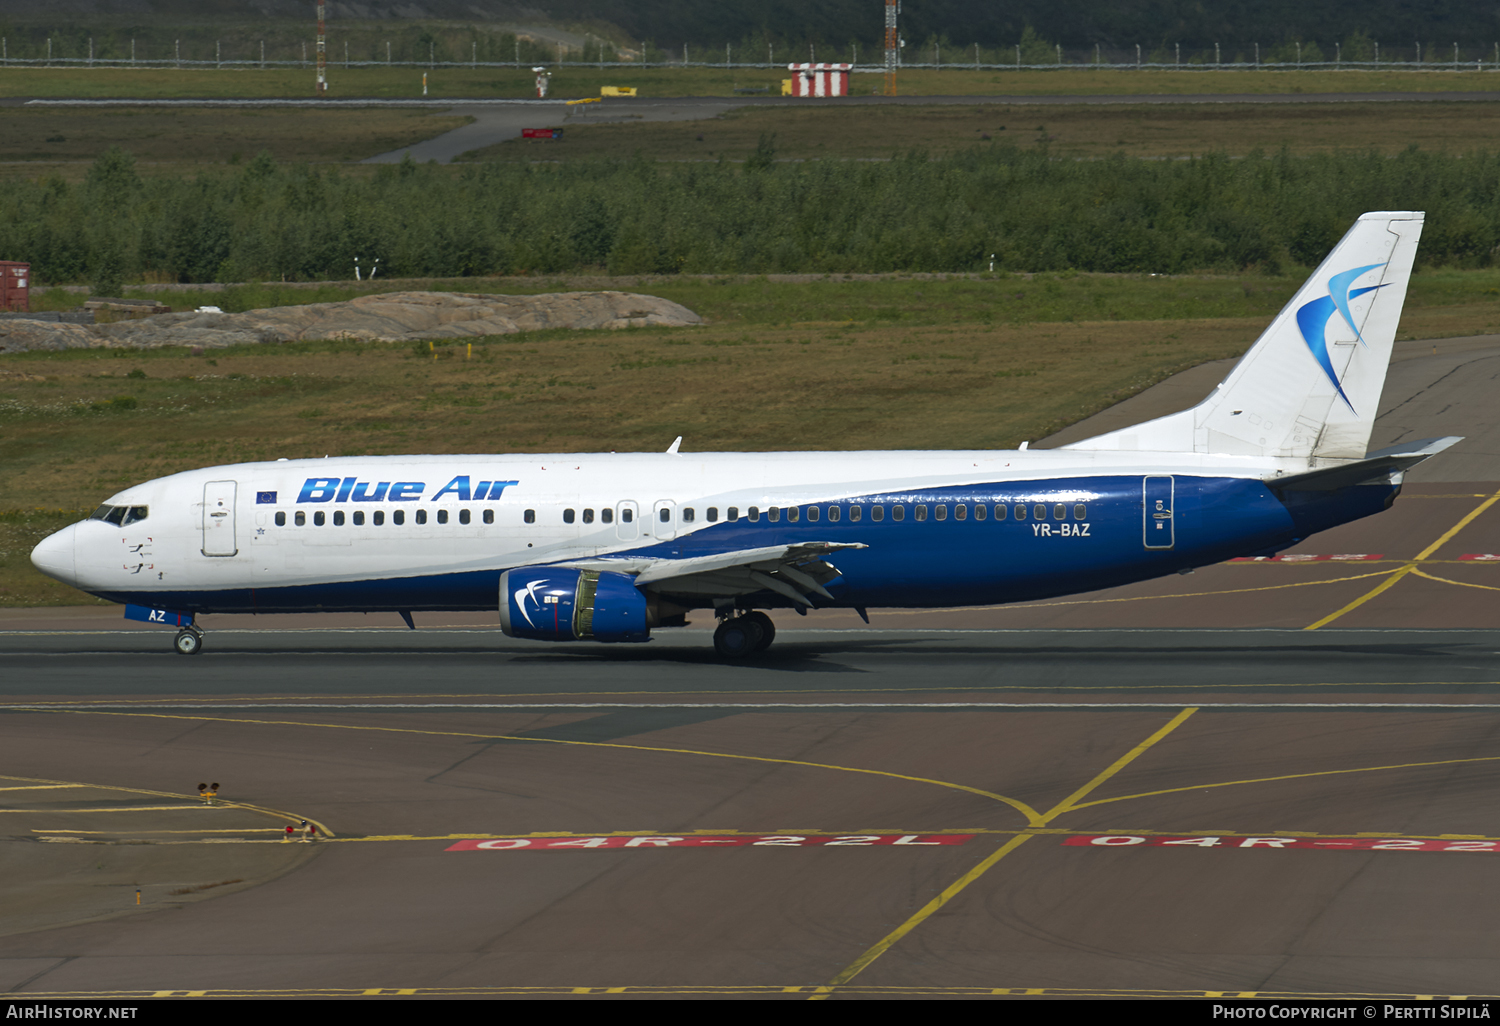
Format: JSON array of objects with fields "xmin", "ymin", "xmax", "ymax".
[{"xmin": 0, "ymin": 291, "xmax": 703, "ymax": 354}]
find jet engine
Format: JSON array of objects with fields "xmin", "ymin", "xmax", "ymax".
[{"xmin": 499, "ymin": 567, "xmax": 650, "ymax": 642}]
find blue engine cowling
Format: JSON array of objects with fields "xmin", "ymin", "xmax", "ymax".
[{"xmin": 499, "ymin": 567, "xmax": 650, "ymax": 643}]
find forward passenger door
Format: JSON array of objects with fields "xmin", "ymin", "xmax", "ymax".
[{"xmin": 201, "ymin": 481, "xmax": 238, "ymax": 557}]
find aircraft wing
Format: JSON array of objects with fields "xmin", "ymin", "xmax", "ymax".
[{"xmin": 563, "ymin": 541, "xmax": 867, "ymax": 606}]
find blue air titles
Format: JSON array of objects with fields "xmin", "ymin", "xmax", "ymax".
[{"xmin": 297, "ymin": 476, "xmax": 519, "ymax": 503}]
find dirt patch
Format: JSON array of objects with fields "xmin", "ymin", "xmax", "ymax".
[{"xmin": 0, "ymin": 290, "xmax": 703, "ymax": 354}]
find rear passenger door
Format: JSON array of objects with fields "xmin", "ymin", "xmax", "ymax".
[{"xmin": 1142, "ymin": 476, "xmax": 1175, "ymax": 550}]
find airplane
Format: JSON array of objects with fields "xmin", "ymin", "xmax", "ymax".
[{"xmin": 30, "ymin": 210, "xmax": 1458, "ymax": 659}]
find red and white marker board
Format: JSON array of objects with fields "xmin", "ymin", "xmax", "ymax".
[{"xmin": 787, "ymin": 64, "xmax": 850, "ymax": 97}]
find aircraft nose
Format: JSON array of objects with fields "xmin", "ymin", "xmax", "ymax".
[{"xmin": 30, "ymin": 524, "xmax": 78, "ymax": 586}]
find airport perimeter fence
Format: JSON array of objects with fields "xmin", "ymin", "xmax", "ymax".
[{"xmin": 6, "ymin": 38, "xmax": 1500, "ymax": 73}]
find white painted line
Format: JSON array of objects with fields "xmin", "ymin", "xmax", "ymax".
[{"xmin": 8, "ymin": 702, "xmax": 1500, "ymax": 712}]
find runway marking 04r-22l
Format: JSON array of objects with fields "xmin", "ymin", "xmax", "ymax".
[
  {"xmin": 1066, "ymin": 835, "xmax": 1500, "ymax": 853},
  {"xmin": 448, "ymin": 834, "xmax": 973, "ymax": 851}
]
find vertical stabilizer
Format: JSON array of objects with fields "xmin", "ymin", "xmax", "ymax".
[{"xmin": 1065, "ymin": 211, "xmax": 1424, "ymax": 459}]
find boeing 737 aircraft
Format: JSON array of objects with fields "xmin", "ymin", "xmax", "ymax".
[{"xmin": 31, "ymin": 211, "xmax": 1458, "ymax": 658}]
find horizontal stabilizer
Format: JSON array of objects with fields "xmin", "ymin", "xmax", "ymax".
[{"xmin": 1267, "ymin": 436, "xmax": 1462, "ymax": 491}]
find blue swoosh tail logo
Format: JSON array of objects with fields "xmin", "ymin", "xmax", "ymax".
[{"xmin": 1296, "ymin": 263, "xmax": 1387, "ymax": 413}]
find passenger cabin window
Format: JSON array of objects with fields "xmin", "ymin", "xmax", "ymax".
[
  {"xmin": 915, "ymin": 505, "xmax": 927, "ymax": 521},
  {"xmin": 352, "ymin": 511, "xmax": 364, "ymax": 526},
  {"xmin": 1074, "ymin": 504, "xmax": 1088, "ymax": 520},
  {"xmin": 374, "ymin": 511, "xmax": 385, "ymax": 526},
  {"xmin": 563, "ymin": 509, "xmax": 575, "ymax": 524},
  {"xmin": 892, "ymin": 506, "xmax": 905, "ymax": 521},
  {"xmin": 394, "ymin": 510, "xmax": 406, "ymax": 526},
  {"xmin": 871, "ymin": 506, "xmax": 883, "ymax": 522},
  {"xmin": 314, "ymin": 511, "xmax": 326, "ymax": 527},
  {"xmin": 934, "ymin": 505, "xmax": 947, "ymax": 521},
  {"xmin": 707, "ymin": 507, "xmax": 718, "ymax": 522},
  {"xmin": 295, "ymin": 511, "xmax": 306, "ymax": 526},
  {"xmin": 438, "ymin": 509, "xmax": 449, "ymax": 525},
  {"xmin": 748, "ymin": 506, "xmax": 760, "ymax": 522},
  {"xmin": 582, "ymin": 509, "xmax": 594, "ymax": 524},
  {"xmin": 993, "ymin": 504, "xmax": 1005, "ymax": 520},
  {"xmin": 974, "ymin": 505, "xmax": 986, "ymax": 521},
  {"xmin": 727, "ymin": 507, "xmax": 739, "ymax": 521},
  {"xmin": 524, "ymin": 509, "xmax": 536, "ymax": 524},
  {"xmin": 602, "ymin": 508, "xmax": 614, "ymax": 524},
  {"xmin": 807, "ymin": 506, "xmax": 819, "ymax": 522},
  {"xmin": 955, "ymin": 504, "xmax": 966, "ymax": 521},
  {"xmin": 334, "ymin": 511, "xmax": 346, "ymax": 526},
  {"xmin": 828, "ymin": 506, "xmax": 840, "ymax": 522},
  {"xmin": 621, "ymin": 508, "xmax": 633, "ymax": 523},
  {"xmin": 787, "ymin": 507, "xmax": 799, "ymax": 523},
  {"xmin": 769, "ymin": 507, "xmax": 780, "ymax": 523},
  {"xmin": 658, "ymin": 508, "xmax": 670, "ymax": 523},
  {"xmin": 416, "ymin": 509, "xmax": 427, "ymax": 525},
  {"xmin": 483, "ymin": 509, "xmax": 494, "ymax": 525},
  {"xmin": 460, "ymin": 509, "xmax": 470, "ymax": 525},
  {"xmin": 275, "ymin": 511, "xmax": 286, "ymax": 527},
  {"xmin": 1015, "ymin": 505, "xmax": 1026, "ymax": 521},
  {"xmin": 683, "ymin": 508, "xmax": 695, "ymax": 523},
  {"xmin": 1034, "ymin": 504, "xmax": 1047, "ymax": 520},
  {"xmin": 1054, "ymin": 504, "xmax": 1066, "ymax": 520}
]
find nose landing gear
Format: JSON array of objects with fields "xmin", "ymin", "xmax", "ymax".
[
  {"xmin": 173, "ymin": 626, "xmax": 204, "ymax": 656},
  {"xmin": 713, "ymin": 611, "xmax": 776, "ymax": 659}
]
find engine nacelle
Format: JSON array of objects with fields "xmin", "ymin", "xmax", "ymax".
[{"xmin": 499, "ymin": 567, "xmax": 650, "ymax": 643}]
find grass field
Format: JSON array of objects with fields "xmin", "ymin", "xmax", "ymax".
[
  {"xmin": 0, "ymin": 313, "xmax": 1260, "ymax": 605},
  {"xmin": 2, "ymin": 60, "xmax": 1498, "ymax": 605},
  {"xmin": 0, "ymin": 106, "xmax": 468, "ymax": 164},
  {"xmin": 473, "ymin": 100, "xmax": 1500, "ymax": 161},
  {"xmin": 6, "ymin": 266, "xmax": 1500, "ymax": 606},
  {"xmin": 1, "ymin": 65, "xmax": 1498, "ymax": 101},
  {"xmin": 5, "ymin": 98, "xmax": 1499, "ymax": 173},
  {"xmin": 26, "ymin": 268, "xmax": 1500, "ymax": 332}
]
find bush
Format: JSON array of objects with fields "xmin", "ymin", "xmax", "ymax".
[{"xmin": 3, "ymin": 146, "xmax": 1499, "ymax": 283}]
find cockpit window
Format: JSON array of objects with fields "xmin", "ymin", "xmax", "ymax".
[{"xmin": 90, "ymin": 504, "xmax": 148, "ymax": 527}]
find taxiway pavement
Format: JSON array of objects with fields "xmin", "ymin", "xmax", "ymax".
[{"xmin": 4, "ymin": 333, "xmax": 1500, "ymax": 999}]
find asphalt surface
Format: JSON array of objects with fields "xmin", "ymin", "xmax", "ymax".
[{"xmin": 4, "ymin": 337, "xmax": 1500, "ymax": 999}]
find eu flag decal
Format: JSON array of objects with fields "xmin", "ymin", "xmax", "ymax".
[{"xmin": 256, "ymin": 491, "xmax": 277, "ymax": 504}]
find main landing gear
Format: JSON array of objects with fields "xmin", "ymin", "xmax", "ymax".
[
  {"xmin": 173, "ymin": 625, "xmax": 204, "ymax": 656},
  {"xmin": 713, "ymin": 611, "xmax": 776, "ymax": 659}
]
